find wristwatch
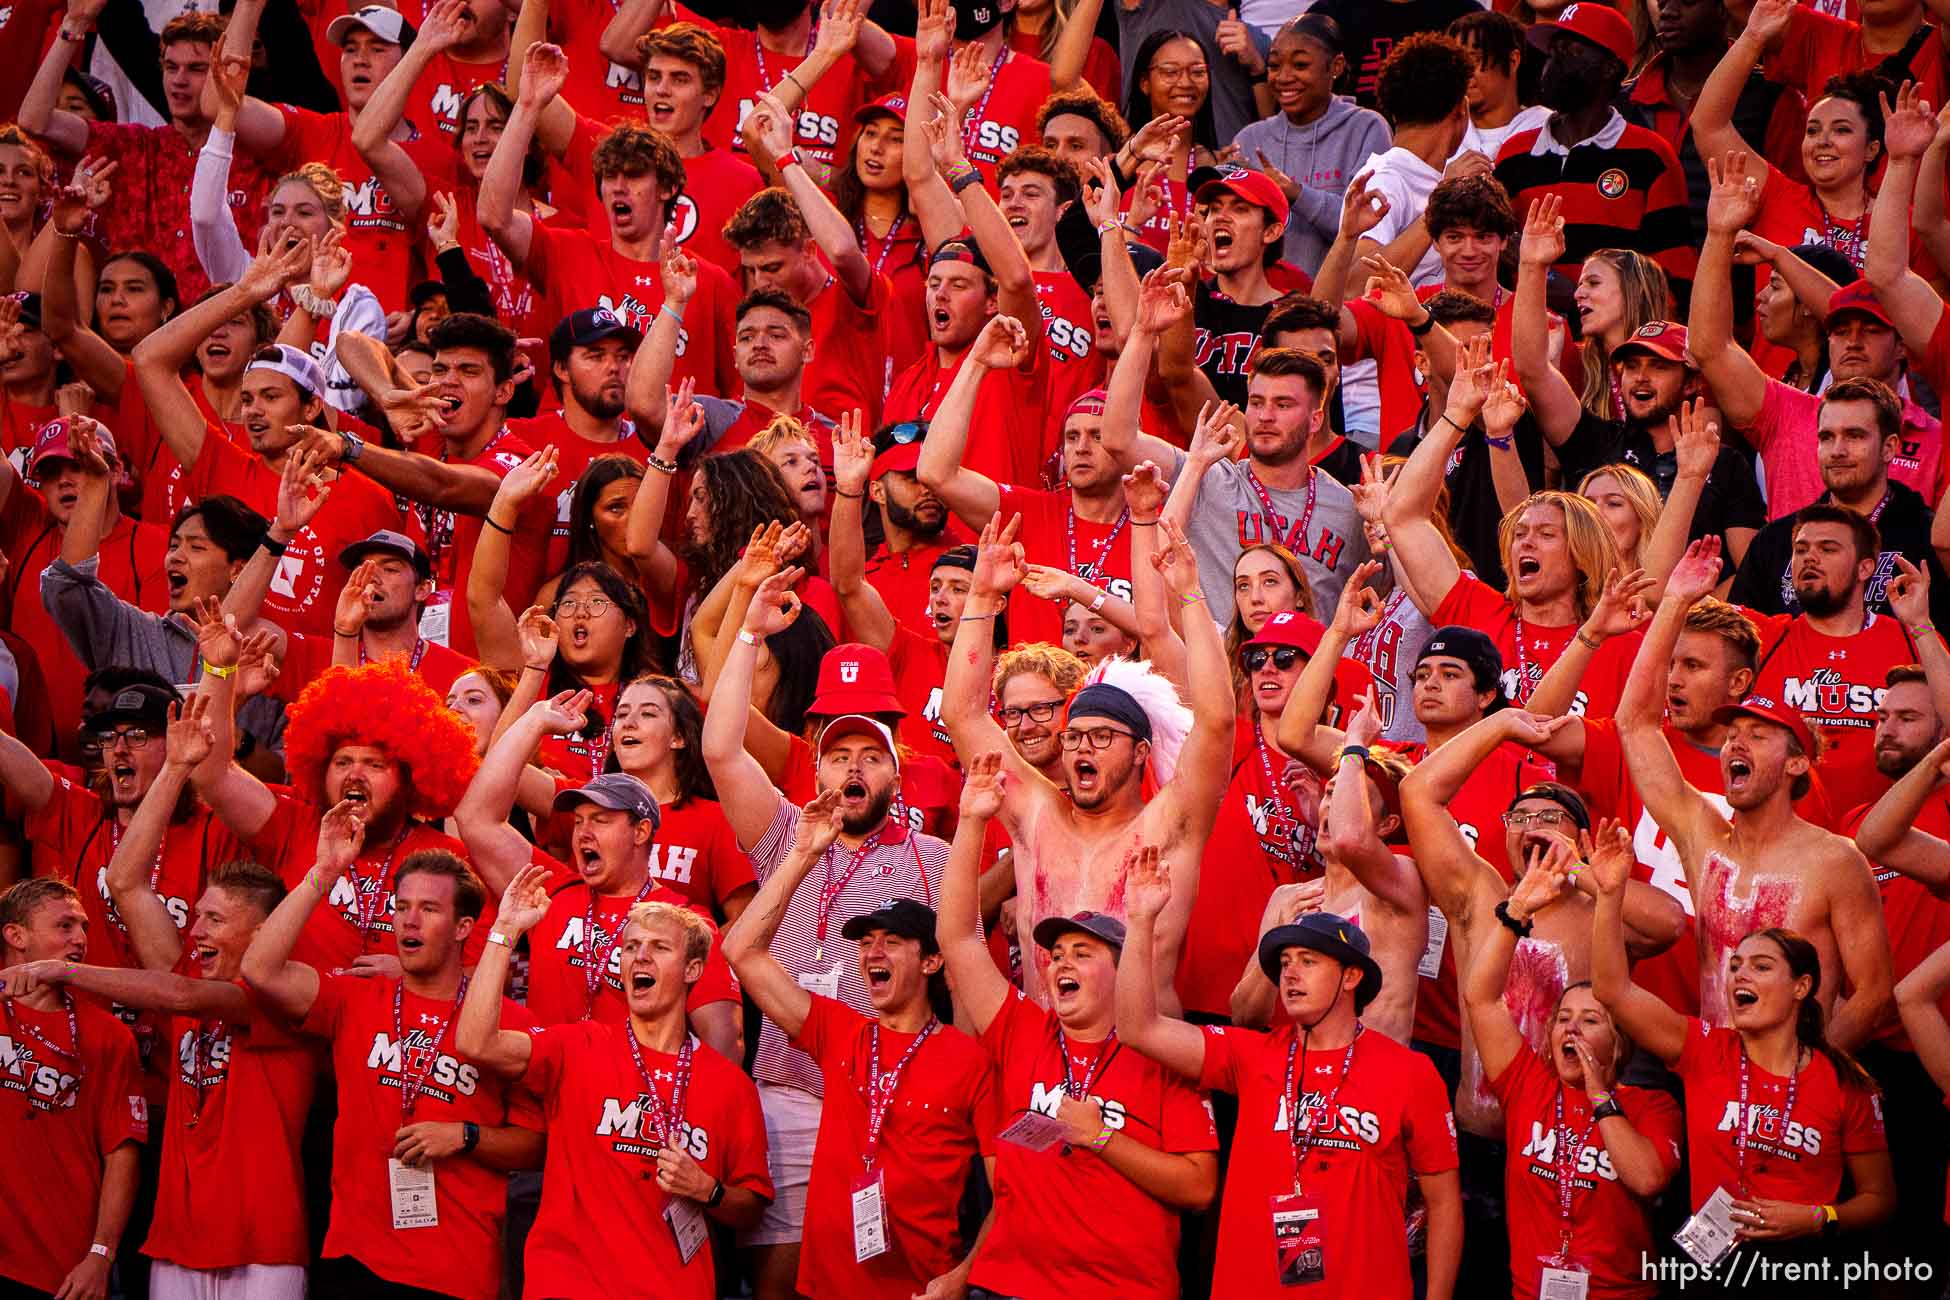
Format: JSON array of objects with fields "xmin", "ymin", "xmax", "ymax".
[
  {"xmin": 1590, "ymin": 1097, "xmax": 1624, "ymax": 1122},
  {"xmin": 461, "ymin": 1121, "xmax": 481, "ymax": 1153},
  {"xmin": 705, "ymin": 1179, "xmax": 726, "ymax": 1208},
  {"xmin": 340, "ymin": 429, "xmax": 365, "ymax": 463}
]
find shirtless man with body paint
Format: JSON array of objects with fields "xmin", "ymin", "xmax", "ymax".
[
  {"xmin": 1402, "ymin": 709, "xmax": 1686, "ymax": 1135},
  {"xmin": 1618, "ymin": 538, "xmax": 1893, "ymax": 1049},
  {"xmin": 943, "ymin": 512, "xmax": 1235, "ymax": 1012}
]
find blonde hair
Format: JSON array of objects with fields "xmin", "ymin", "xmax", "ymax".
[
  {"xmin": 993, "ymin": 641, "xmax": 1088, "ymax": 700},
  {"xmin": 274, "ymin": 162, "xmax": 349, "ymax": 229},
  {"xmin": 748, "ymin": 413, "xmax": 816, "ymax": 459},
  {"xmin": 1576, "ymin": 462, "xmax": 1662, "ymax": 572},
  {"xmin": 1496, "ymin": 490, "xmax": 1621, "ymax": 619},
  {"xmin": 1577, "ymin": 251, "xmax": 1672, "ymax": 418},
  {"xmin": 625, "ymin": 900, "xmax": 713, "ymax": 967}
]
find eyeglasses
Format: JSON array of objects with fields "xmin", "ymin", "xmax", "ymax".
[
  {"xmin": 1501, "ymin": 808, "xmax": 1574, "ymax": 830},
  {"xmin": 1150, "ymin": 61, "xmax": 1209, "ymax": 82},
  {"xmin": 998, "ymin": 699, "xmax": 1064, "ymax": 727},
  {"xmin": 1058, "ymin": 725, "xmax": 1135, "ymax": 751},
  {"xmin": 1242, "ymin": 646, "xmax": 1302, "ymax": 674},
  {"xmin": 555, "ymin": 596, "xmax": 615, "ymax": 618},
  {"xmin": 84, "ymin": 726, "xmax": 157, "ymax": 752}
]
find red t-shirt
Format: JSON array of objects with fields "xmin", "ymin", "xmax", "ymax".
[
  {"xmin": 1843, "ymin": 797, "xmax": 1950, "ymax": 1051},
  {"xmin": 452, "ymin": 185, "xmax": 545, "ymax": 337},
  {"xmin": 272, "ymin": 630, "xmax": 476, "ymax": 706},
  {"xmin": 247, "ymin": 793, "xmax": 496, "ymax": 970},
  {"xmin": 863, "ymin": 535, "xmax": 970, "ymax": 644},
  {"xmin": 1433, "ymin": 574, "xmax": 1640, "ymax": 719},
  {"xmin": 996, "ymin": 484, "xmax": 1135, "ymax": 646},
  {"xmin": 1672, "ymin": 1016, "xmax": 1885, "ymax": 1211},
  {"xmin": 1347, "ymin": 298, "xmax": 1425, "ymax": 444},
  {"xmin": 863, "ymin": 215, "xmax": 931, "ymax": 380},
  {"xmin": 1748, "ymin": 609, "xmax": 1915, "ymax": 815},
  {"xmin": 410, "ymin": 49, "xmax": 508, "ymax": 138},
  {"xmin": 805, "ymin": 272, "xmax": 895, "ymax": 432},
  {"xmin": 677, "ymin": 148, "xmax": 765, "ymax": 282},
  {"xmin": 1198, "ymin": 1022, "xmax": 1458, "ymax": 1300},
  {"xmin": 503, "ymin": 411, "xmax": 646, "ymax": 578},
  {"xmin": 709, "ymin": 34, "xmax": 887, "ymax": 170},
  {"xmin": 274, "ymin": 106, "xmax": 458, "ymax": 309},
  {"xmin": 546, "ymin": 0, "xmax": 714, "ymax": 123},
  {"xmin": 952, "ymin": 46, "xmax": 1053, "ymax": 181},
  {"xmin": 406, "ymin": 425, "xmax": 548, "ymax": 659},
  {"xmin": 885, "ymin": 343, "xmax": 1054, "ymax": 487},
  {"xmin": 144, "ymin": 1002, "xmax": 315, "ymax": 1269},
  {"xmin": 1765, "ymin": 5, "xmax": 1947, "ymax": 113},
  {"xmin": 527, "ymin": 222, "xmax": 740, "ymax": 395},
  {"xmin": 791, "ymin": 996, "xmax": 1000, "ymax": 1299},
  {"xmin": 0, "ymin": 994, "xmax": 148, "ymax": 1295},
  {"xmin": 886, "ymin": 624, "xmax": 960, "ymax": 772},
  {"xmin": 524, "ymin": 848, "xmax": 741, "ymax": 1025},
  {"xmin": 300, "ymin": 974, "xmax": 539, "ymax": 1300},
  {"xmin": 644, "ymin": 796, "xmax": 755, "ymax": 916},
  {"xmin": 519, "ymin": 1019, "xmax": 773, "ymax": 1300},
  {"xmin": 1032, "ymin": 268, "xmax": 1106, "ymax": 474},
  {"xmin": 971, "ymin": 990, "xmax": 1219, "ymax": 1299},
  {"xmin": 179, "ymin": 431, "xmax": 408, "ymax": 637},
  {"xmin": 0, "ymin": 493, "xmax": 168, "ymax": 742},
  {"xmin": 1490, "ymin": 1046, "xmax": 1682, "ymax": 1300}
]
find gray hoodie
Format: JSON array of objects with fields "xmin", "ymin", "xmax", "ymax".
[{"xmin": 1233, "ymin": 97, "xmax": 1392, "ymax": 277}]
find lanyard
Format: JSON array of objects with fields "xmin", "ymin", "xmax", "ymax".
[
  {"xmin": 393, "ymin": 976, "xmax": 469, "ymax": 1122},
  {"xmin": 104, "ymin": 820, "xmax": 165, "ymax": 940},
  {"xmin": 960, "ymin": 45, "xmax": 1011, "ymax": 149},
  {"xmin": 186, "ymin": 1020, "xmax": 227, "ymax": 1127},
  {"xmin": 624, "ymin": 1024, "xmax": 695, "ymax": 1148},
  {"xmin": 584, "ymin": 728, "xmax": 613, "ymax": 780},
  {"xmin": 1550, "ymin": 1086, "xmax": 1606, "ymax": 1259},
  {"xmin": 1066, "ymin": 502, "xmax": 1130, "ymax": 583},
  {"xmin": 583, "ymin": 878, "xmax": 658, "ymax": 1014},
  {"xmin": 1734, "ymin": 1038, "xmax": 1799, "ymax": 1195},
  {"xmin": 814, "ymin": 829, "xmax": 885, "ymax": 960},
  {"xmin": 1055, "ymin": 1025, "xmax": 1118, "ymax": 1099},
  {"xmin": 753, "ymin": 18, "xmax": 816, "ymax": 97},
  {"xmin": 863, "ymin": 1018, "xmax": 938, "ymax": 1167},
  {"xmin": 359, "ymin": 637, "xmax": 428, "ymax": 670},
  {"xmin": 5, "ymin": 991, "xmax": 82, "ymax": 1114},
  {"xmin": 1254, "ymin": 728, "xmax": 1314, "ymax": 865},
  {"xmin": 352, "ymin": 827, "xmax": 413, "ymax": 942},
  {"xmin": 860, "ymin": 213, "xmax": 908, "ymax": 277},
  {"xmin": 1510, "ymin": 615, "xmax": 1538, "ymax": 705},
  {"xmin": 1820, "ymin": 198, "xmax": 1870, "ymax": 272},
  {"xmin": 1283, "ymin": 1024, "xmax": 1362, "ymax": 1193},
  {"xmin": 1244, "ymin": 466, "xmax": 1317, "ymax": 557}
]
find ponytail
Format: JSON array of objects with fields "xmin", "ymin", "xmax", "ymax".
[{"xmin": 1756, "ymin": 927, "xmax": 1879, "ymax": 1095}]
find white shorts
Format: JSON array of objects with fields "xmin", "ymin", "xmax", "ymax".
[
  {"xmin": 738, "ymin": 1081, "xmax": 822, "ymax": 1247},
  {"xmin": 148, "ymin": 1261, "xmax": 307, "ymax": 1300}
]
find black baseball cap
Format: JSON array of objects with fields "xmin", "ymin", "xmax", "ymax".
[
  {"xmin": 1416, "ymin": 626, "xmax": 1505, "ymax": 698},
  {"xmin": 340, "ymin": 529, "xmax": 431, "ymax": 580},
  {"xmin": 840, "ymin": 898, "xmax": 940, "ymax": 953},
  {"xmin": 549, "ymin": 306, "xmax": 643, "ymax": 367},
  {"xmin": 1257, "ymin": 912, "xmax": 1383, "ymax": 1012},
  {"xmin": 85, "ymin": 683, "xmax": 177, "ymax": 732},
  {"xmin": 551, "ymin": 772, "xmax": 662, "ymax": 832}
]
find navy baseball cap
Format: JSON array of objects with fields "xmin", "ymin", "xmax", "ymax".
[
  {"xmin": 1258, "ymin": 912, "xmax": 1383, "ymax": 1012},
  {"xmin": 549, "ymin": 306, "xmax": 643, "ymax": 366}
]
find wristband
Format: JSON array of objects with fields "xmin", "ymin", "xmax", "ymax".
[
  {"xmin": 1407, "ymin": 311, "xmax": 1436, "ymax": 337},
  {"xmin": 705, "ymin": 1178, "xmax": 727, "ymax": 1208},
  {"xmin": 333, "ymin": 624, "xmax": 361, "ymax": 638},
  {"xmin": 960, "ymin": 610, "xmax": 998, "ymax": 622},
  {"xmin": 260, "ymin": 532, "xmax": 288, "ymax": 558},
  {"xmin": 1494, "ymin": 899, "xmax": 1534, "ymax": 937},
  {"xmin": 1088, "ymin": 589, "xmax": 1108, "ymax": 613},
  {"xmin": 1438, "ymin": 413, "xmax": 1469, "ymax": 436},
  {"xmin": 782, "ymin": 70, "xmax": 806, "ymax": 96},
  {"xmin": 947, "ymin": 163, "xmax": 984, "ymax": 195},
  {"xmin": 1089, "ymin": 1124, "xmax": 1114, "ymax": 1151},
  {"xmin": 736, "ymin": 629, "xmax": 761, "ymax": 646},
  {"xmin": 60, "ymin": 24, "xmax": 91, "ymax": 40},
  {"xmin": 89, "ymin": 1243, "xmax": 112, "ymax": 1260},
  {"xmin": 646, "ymin": 453, "xmax": 679, "ymax": 475},
  {"xmin": 1131, "ymin": 519, "xmax": 1159, "ymax": 526},
  {"xmin": 659, "ymin": 303, "xmax": 685, "ymax": 325},
  {"xmin": 1339, "ymin": 744, "xmax": 1370, "ymax": 764},
  {"xmin": 1909, "ymin": 622, "xmax": 1936, "ymax": 639},
  {"xmin": 832, "ymin": 487, "xmax": 864, "ymax": 498},
  {"xmin": 340, "ymin": 430, "xmax": 365, "ymax": 463},
  {"xmin": 486, "ymin": 931, "xmax": 513, "ymax": 948},
  {"xmin": 1485, "ymin": 432, "xmax": 1515, "ymax": 450},
  {"xmin": 483, "ymin": 515, "xmax": 514, "ymax": 535},
  {"xmin": 1575, "ymin": 628, "xmax": 1603, "ymax": 650},
  {"xmin": 461, "ymin": 1120, "xmax": 481, "ymax": 1152},
  {"xmin": 290, "ymin": 284, "xmax": 338, "ymax": 319},
  {"xmin": 1095, "ymin": 216, "xmax": 1124, "ymax": 235},
  {"xmin": 776, "ymin": 148, "xmax": 802, "ymax": 173},
  {"xmin": 204, "ymin": 663, "xmax": 236, "ymax": 679},
  {"xmin": 1590, "ymin": 1096, "xmax": 1624, "ymax": 1122},
  {"xmin": 1178, "ymin": 591, "xmax": 1206, "ymax": 605}
]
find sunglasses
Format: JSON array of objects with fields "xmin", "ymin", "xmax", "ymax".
[
  {"xmin": 879, "ymin": 421, "xmax": 926, "ymax": 448},
  {"xmin": 1242, "ymin": 646, "xmax": 1303, "ymax": 673}
]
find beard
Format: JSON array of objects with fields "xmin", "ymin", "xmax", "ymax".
[
  {"xmin": 1794, "ymin": 579, "xmax": 1851, "ymax": 618},
  {"xmin": 572, "ymin": 381, "xmax": 625, "ymax": 422},
  {"xmin": 841, "ymin": 782, "xmax": 897, "ymax": 835},
  {"xmin": 883, "ymin": 494, "xmax": 947, "ymax": 539},
  {"xmin": 748, "ymin": 0, "xmax": 808, "ymax": 30}
]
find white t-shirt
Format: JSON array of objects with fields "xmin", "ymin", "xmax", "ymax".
[
  {"xmin": 1355, "ymin": 145, "xmax": 1446, "ymax": 287},
  {"xmin": 1454, "ymin": 105, "xmax": 1553, "ymax": 164}
]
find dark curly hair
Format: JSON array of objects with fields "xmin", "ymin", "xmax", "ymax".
[
  {"xmin": 676, "ymin": 450, "xmax": 804, "ymax": 597},
  {"xmin": 1035, "ymin": 87, "xmax": 1131, "ymax": 152},
  {"xmin": 1424, "ymin": 174, "xmax": 1519, "ymax": 242},
  {"xmin": 1376, "ymin": 33, "xmax": 1474, "ymax": 130},
  {"xmin": 1815, "ymin": 68, "xmax": 1893, "ymax": 157}
]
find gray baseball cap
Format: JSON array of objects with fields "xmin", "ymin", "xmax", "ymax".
[{"xmin": 551, "ymin": 771, "xmax": 661, "ymax": 832}]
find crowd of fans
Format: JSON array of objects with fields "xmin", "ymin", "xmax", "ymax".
[{"xmin": 9, "ymin": 0, "xmax": 1950, "ymax": 1296}]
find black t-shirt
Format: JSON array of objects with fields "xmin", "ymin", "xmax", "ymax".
[
  {"xmin": 1193, "ymin": 278, "xmax": 1274, "ymax": 409},
  {"xmin": 1729, "ymin": 481, "xmax": 1950, "ymax": 625},
  {"xmin": 1311, "ymin": 433, "xmax": 1369, "ymax": 489},
  {"xmin": 1553, "ymin": 409, "xmax": 1766, "ymax": 550},
  {"xmin": 1386, "ymin": 405, "xmax": 1549, "ymax": 590},
  {"xmin": 1311, "ymin": 0, "xmax": 1483, "ymax": 108}
]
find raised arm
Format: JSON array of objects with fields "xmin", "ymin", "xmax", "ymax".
[
  {"xmin": 915, "ymin": 319, "xmax": 1015, "ymax": 529},
  {"xmin": 1275, "ymin": 561, "xmax": 1381, "ymax": 767},
  {"xmin": 1911, "ymin": 103, "xmax": 1950, "ymax": 275},
  {"xmin": 922, "ymin": 92, "xmax": 1042, "ymax": 343},
  {"xmin": 1465, "ymin": 851, "xmax": 1570, "ymax": 1081},
  {"xmin": 1588, "ymin": 819, "xmax": 1689, "ymax": 1065},
  {"xmin": 1525, "ymin": 566, "xmax": 1652, "ymax": 725},
  {"xmin": 1688, "ymin": 0, "xmax": 1788, "ymax": 165},
  {"xmin": 902, "ymin": 0, "xmax": 969, "ymax": 249},
  {"xmin": 1101, "ymin": 269, "xmax": 1207, "ymax": 471},
  {"xmin": 352, "ymin": 0, "xmax": 473, "ymax": 211},
  {"xmin": 16, "ymin": 0, "xmax": 96, "ymax": 155},
  {"xmin": 1896, "ymin": 934, "xmax": 1950, "ymax": 1094},
  {"xmin": 454, "ymin": 864, "xmax": 547, "ymax": 1077},
  {"xmin": 747, "ymin": 92, "xmax": 874, "ymax": 306},
  {"xmin": 179, "ymin": 602, "xmax": 283, "ymax": 837},
  {"xmin": 1381, "ymin": 342, "xmax": 1495, "ymax": 615},
  {"xmin": 102, "ymin": 703, "xmax": 213, "ymax": 972},
  {"xmin": 239, "ymin": 800, "xmax": 367, "ymax": 1021},
  {"xmin": 1690, "ymin": 151, "xmax": 1772, "ymax": 430},
  {"xmin": 944, "ymin": 514, "xmax": 1030, "ymax": 764},
  {"xmin": 700, "ymin": 570, "xmax": 799, "ymax": 848},
  {"xmin": 937, "ymin": 752, "xmax": 1016, "ymax": 1036},
  {"xmin": 1323, "ymin": 690, "xmax": 1427, "ymax": 917},
  {"xmin": 1616, "ymin": 539, "xmax": 1730, "ymax": 868},
  {"xmin": 456, "ymin": 689, "xmax": 594, "ymax": 893},
  {"xmin": 478, "ymin": 40, "xmax": 567, "ymax": 269},
  {"xmin": 722, "ymin": 790, "xmax": 849, "ymax": 1040},
  {"xmin": 1855, "ymin": 737, "xmax": 1950, "ymax": 896},
  {"xmin": 826, "ymin": 412, "xmax": 897, "ymax": 651},
  {"xmin": 1511, "ymin": 195, "xmax": 1584, "ymax": 442},
  {"xmin": 1825, "ymin": 848, "xmax": 1895, "ymax": 1052},
  {"xmin": 1866, "ymin": 83, "xmax": 1950, "ymax": 357},
  {"xmin": 1115, "ymin": 846, "xmax": 1207, "ymax": 1080},
  {"xmin": 1147, "ymin": 517, "xmax": 1236, "ymax": 836},
  {"xmin": 467, "ymin": 447, "xmax": 561, "ymax": 672}
]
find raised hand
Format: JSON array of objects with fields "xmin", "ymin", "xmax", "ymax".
[
  {"xmin": 923, "ymin": 90, "xmax": 970, "ymax": 170},
  {"xmin": 790, "ymin": 787, "xmax": 846, "ymax": 859},
  {"xmin": 1359, "ymin": 251, "xmax": 1422, "ymax": 320},
  {"xmin": 517, "ymin": 604, "xmax": 559, "ymax": 670},
  {"xmin": 1482, "ymin": 375, "xmax": 1529, "ymax": 435},
  {"xmin": 277, "ymin": 445, "xmax": 333, "ymax": 533},
  {"xmin": 1502, "ymin": 708, "xmax": 1576, "ymax": 750},
  {"xmin": 1882, "ymin": 82, "xmax": 1936, "ymax": 162},
  {"xmin": 1506, "ymin": 844, "xmax": 1571, "ymax": 923},
  {"xmin": 1150, "ymin": 517, "xmax": 1201, "ymax": 598},
  {"xmin": 1126, "ymin": 842, "xmax": 1172, "ymax": 922},
  {"xmin": 209, "ymin": 51, "xmax": 249, "ymax": 120},
  {"xmin": 427, "ymin": 191, "xmax": 460, "ymax": 251},
  {"xmin": 310, "ymin": 226, "xmax": 353, "ymax": 298},
  {"xmin": 1743, "ymin": 0, "xmax": 1795, "ymax": 44},
  {"xmin": 60, "ymin": 416, "xmax": 114, "ymax": 479},
  {"xmin": 1331, "ymin": 559, "xmax": 1386, "ymax": 637},
  {"xmin": 970, "ymin": 512, "xmax": 1027, "ymax": 599},
  {"xmin": 1166, "ymin": 208, "xmax": 1210, "ymax": 272},
  {"xmin": 312, "ymin": 798, "xmax": 369, "ymax": 891},
  {"xmin": 1666, "ymin": 535, "xmax": 1724, "ymax": 604},
  {"xmin": 1126, "ymin": 159, "xmax": 1167, "ymax": 231},
  {"xmin": 659, "ymin": 380, "xmax": 706, "ymax": 455},
  {"xmin": 1350, "ymin": 452, "xmax": 1397, "ymax": 527},
  {"xmin": 913, "ymin": 0, "xmax": 951, "ymax": 62},
  {"xmin": 959, "ymin": 749, "xmax": 1007, "ymax": 821},
  {"xmin": 1134, "ymin": 266, "xmax": 1193, "ymax": 336},
  {"xmin": 831, "ymin": 407, "xmax": 872, "ymax": 496},
  {"xmin": 530, "ymin": 687, "xmax": 593, "ymax": 735},
  {"xmin": 1583, "ymin": 817, "xmax": 1634, "ymax": 896},
  {"xmin": 660, "ymin": 234, "xmax": 698, "ymax": 307},
  {"xmin": 417, "ymin": 0, "xmax": 470, "ymax": 50},
  {"xmin": 1705, "ymin": 150, "xmax": 1761, "ymax": 235},
  {"xmin": 741, "ymin": 90, "xmax": 796, "ymax": 163},
  {"xmin": 495, "ymin": 863, "xmax": 556, "ymax": 937},
  {"xmin": 494, "ymin": 444, "xmax": 560, "ymax": 508},
  {"xmin": 743, "ymin": 567, "xmax": 806, "ymax": 636},
  {"xmin": 1442, "ymin": 338, "xmax": 1501, "ymax": 426},
  {"xmin": 737, "ymin": 521, "xmax": 787, "ymax": 586},
  {"xmin": 1254, "ymin": 149, "xmax": 1299, "ymax": 203},
  {"xmin": 969, "ymin": 314, "xmax": 1029, "ymax": 369},
  {"xmin": 1188, "ymin": 398, "xmax": 1242, "ymax": 466},
  {"xmin": 946, "ymin": 42, "xmax": 994, "ymax": 118},
  {"xmin": 166, "ymin": 694, "xmax": 217, "ymax": 771},
  {"xmin": 240, "ymin": 229, "xmax": 315, "ymax": 298},
  {"xmin": 1671, "ymin": 398, "xmax": 1721, "ymax": 480},
  {"xmin": 1080, "ymin": 156, "xmax": 1122, "ymax": 228},
  {"xmin": 1345, "ymin": 686, "xmax": 1384, "ymax": 748},
  {"xmin": 189, "ymin": 595, "xmax": 244, "ymax": 668},
  {"xmin": 813, "ymin": 0, "xmax": 864, "ymax": 56},
  {"xmin": 51, "ymin": 156, "xmax": 117, "ymax": 235},
  {"xmin": 234, "ymin": 630, "xmax": 281, "ymax": 700},
  {"xmin": 1582, "ymin": 567, "xmax": 1654, "ymax": 641},
  {"xmin": 1126, "ymin": 114, "xmax": 1187, "ymax": 167},
  {"xmin": 1122, "ymin": 461, "xmax": 1168, "ymax": 522},
  {"xmin": 1022, "ymin": 564, "xmax": 1085, "ymax": 603},
  {"xmin": 1338, "ymin": 170, "xmax": 1390, "ymax": 243},
  {"xmin": 1215, "ymin": 7, "xmax": 1264, "ymax": 76},
  {"xmin": 1888, "ymin": 555, "xmax": 1933, "ymax": 630},
  {"xmin": 1519, "ymin": 193, "xmax": 1566, "ymax": 269},
  {"xmin": 519, "ymin": 43, "xmax": 571, "ymax": 110}
]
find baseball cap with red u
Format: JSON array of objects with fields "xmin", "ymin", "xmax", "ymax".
[
  {"xmin": 1533, "ymin": 2, "xmax": 1635, "ymax": 68},
  {"xmin": 1191, "ymin": 164, "xmax": 1290, "ymax": 229},
  {"xmin": 810, "ymin": 643, "xmax": 905, "ymax": 718}
]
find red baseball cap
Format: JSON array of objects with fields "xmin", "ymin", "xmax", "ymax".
[
  {"xmin": 1242, "ymin": 610, "xmax": 1326, "ymax": 658},
  {"xmin": 1612, "ymin": 320, "xmax": 1693, "ymax": 367},
  {"xmin": 30, "ymin": 417, "xmax": 118, "ymax": 474},
  {"xmin": 870, "ymin": 442, "xmax": 922, "ymax": 477},
  {"xmin": 810, "ymin": 643, "xmax": 905, "ymax": 718},
  {"xmin": 1192, "ymin": 164, "xmax": 1290, "ymax": 229},
  {"xmin": 1533, "ymin": 2, "xmax": 1635, "ymax": 69},
  {"xmin": 1713, "ymin": 693, "xmax": 1816, "ymax": 759},
  {"xmin": 1824, "ymin": 279, "xmax": 1895, "ymax": 330},
  {"xmin": 854, "ymin": 92, "xmax": 906, "ymax": 125}
]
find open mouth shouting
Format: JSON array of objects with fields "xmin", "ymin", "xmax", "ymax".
[
  {"xmin": 108, "ymin": 756, "xmax": 139, "ymax": 794},
  {"xmin": 630, "ymin": 968, "xmax": 657, "ymax": 995},
  {"xmin": 340, "ymin": 780, "xmax": 371, "ymax": 812},
  {"xmin": 930, "ymin": 305, "xmax": 953, "ymax": 335},
  {"xmin": 1514, "ymin": 555, "xmax": 1542, "ymax": 582},
  {"xmin": 1053, "ymin": 972, "xmax": 1081, "ymax": 1000},
  {"xmin": 397, "ymin": 933, "xmax": 424, "ymax": 957},
  {"xmin": 1729, "ymin": 985, "xmax": 1759, "ymax": 1010},
  {"xmin": 865, "ymin": 963, "xmax": 893, "ymax": 991},
  {"xmin": 840, "ymin": 777, "xmax": 870, "ymax": 807},
  {"xmin": 193, "ymin": 942, "xmax": 222, "ymax": 974},
  {"xmin": 576, "ymin": 840, "xmax": 604, "ymax": 879},
  {"xmin": 1070, "ymin": 757, "xmax": 1100, "ymax": 795},
  {"xmin": 1725, "ymin": 755, "xmax": 1753, "ymax": 790},
  {"xmin": 1210, "ymin": 226, "xmax": 1235, "ymax": 259}
]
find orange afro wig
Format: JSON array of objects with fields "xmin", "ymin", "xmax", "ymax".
[{"xmin": 283, "ymin": 659, "xmax": 480, "ymax": 820}]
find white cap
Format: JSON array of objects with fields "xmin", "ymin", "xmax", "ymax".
[{"xmin": 326, "ymin": 5, "xmax": 415, "ymax": 46}]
